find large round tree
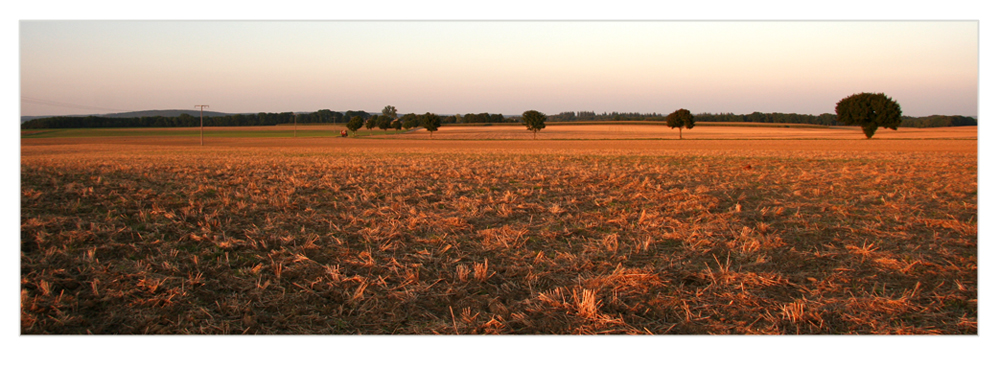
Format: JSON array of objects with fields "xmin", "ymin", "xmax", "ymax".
[
  {"xmin": 522, "ymin": 110, "xmax": 546, "ymax": 139},
  {"xmin": 377, "ymin": 114, "xmax": 392, "ymax": 131},
  {"xmin": 420, "ymin": 112, "xmax": 441, "ymax": 138},
  {"xmin": 835, "ymin": 92, "xmax": 902, "ymax": 139},
  {"xmin": 666, "ymin": 108, "xmax": 695, "ymax": 139},
  {"xmin": 346, "ymin": 116, "xmax": 364, "ymax": 136},
  {"xmin": 401, "ymin": 113, "xmax": 419, "ymax": 129},
  {"xmin": 381, "ymin": 105, "xmax": 398, "ymax": 120}
]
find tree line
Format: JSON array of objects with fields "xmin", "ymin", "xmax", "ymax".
[
  {"xmin": 693, "ymin": 112, "xmax": 840, "ymax": 125},
  {"xmin": 547, "ymin": 111, "xmax": 665, "ymax": 122},
  {"xmin": 21, "ymin": 107, "xmax": 977, "ymax": 130},
  {"xmin": 547, "ymin": 111, "xmax": 840, "ymax": 124},
  {"xmin": 454, "ymin": 113, "xmax": 508, "ymax": 124},
  {"xmin": 21, "ymin": 109, "xmax": 520, "ymax": 129},
  {"xmin": 548, "ymin": 110, "xmax": 976, "ymax": 127},
  {"xmin": 345, "ymin": 109, "xmax": 443, "ymax": 138},
  {"xmin": 899, "ymin": 115, "xmax": 977, "ymax": 128},
  {"xmin": 20, "ymin": 109, "xmax": 377, "ymax": 129}
]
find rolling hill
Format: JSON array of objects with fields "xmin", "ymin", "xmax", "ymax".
[{"xmin": 21, "ymin": 109, "xmax": 232, "ymax": 124}]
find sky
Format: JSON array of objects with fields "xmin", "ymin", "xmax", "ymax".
[{"xmin": 20, "ymin": 20, "xmax": 978, "ymax": 117}]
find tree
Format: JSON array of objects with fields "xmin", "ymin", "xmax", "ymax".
[
  {"xmin": 401, "ymin": 113, "xmax": 419, "ymax": 129},
  {"xmin": 421, "ymin": 112, "xmax": 441, "ymax": 138},
  {"xmin": 364, "ymin": 116, "xmax": 377, "ymax": 130},
  {"xmin": 835, "ymin": 92, "xmax": 902, "ymax": 138},
  {"xmin": 522, "ymin": 110, "xmax": 546, "ymax": 139},
  {"xmin": 346, "ymin": 116, "xmax": 364, "ymax": 136},
  {"xmin": 344, "ymin": 110, "xmax": 370, "ymax": 123},
  {"xmin": 392, "ymin": 118, "xmax": 402, "ymax": 131},
  {"xmin": 666, "ymin": 108, "xmax": 695, "ymax": 139},
  {"xmin": 382, "ymin": 105, "xmax": 398, "ymax": 120},
  {"xmin": 377, "ymin": 115, "xmax": 392, "ymax": 131}
]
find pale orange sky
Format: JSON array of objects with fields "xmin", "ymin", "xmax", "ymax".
[{"xmin": 18, "ymin": 21, "xmax": 979, "ymax": 118}]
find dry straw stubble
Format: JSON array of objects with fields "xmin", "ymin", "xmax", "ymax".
[{"xmin": 20, "ymin": 137, "xmax": 976, "ymax": 334}]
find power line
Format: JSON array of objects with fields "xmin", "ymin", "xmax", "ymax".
[{"xmin": 21, "ymin": 96, "xmax": 130, "ymax": 113}]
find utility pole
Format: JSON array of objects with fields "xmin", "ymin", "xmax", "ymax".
[{"xmin": 195, "ymin": 105, "xmax": 209, "ymax": 146}]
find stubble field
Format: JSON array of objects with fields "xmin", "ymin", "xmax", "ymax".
[
  {"xmin": 375, "ymin": 124, "xmax": 978, "ymax": 140},
  {"xmin": 20, "ymin": 125, "xmax": 977, "ymax": 334}
]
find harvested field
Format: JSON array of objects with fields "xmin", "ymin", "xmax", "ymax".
[
  {"xmin": 21, "ymin": 124, "xmax": 977, "ymax": 141},
  {"xmin": 378, "ymin": 124, "xmax": 978, "ymax": 140},
  {"xmin": 21, "ymin": 124, "xmax": 360, "ymax": 139},
  {"xmin": 21, "ymin": 135, "xmax": 976, "ymax": 154},
  {"xmin": 20, "ymin": 129, "xmax": 977, "ymax": 334}
]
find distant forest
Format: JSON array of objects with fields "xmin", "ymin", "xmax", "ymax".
[
  {"xmin": 899, "ymin": 115, "xmax": 978, "ymax": 128},
  {"xmin": 21, "ymin": 109, "xmax": 976, "ymax": 129},
  {"xmin": 20, "ymin": 109, "xmax": 517, "ymax": 129},
  {"xmin": 549, "ymin": 111, "xmax": 977, "ymax": 128},
  {"xmin": 22, "ymin": 110, "xmax": 371, "ymax": 129},
  {"xmin": 545, "ymin": 111, "xmax": 837, "ymax": 124}
]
